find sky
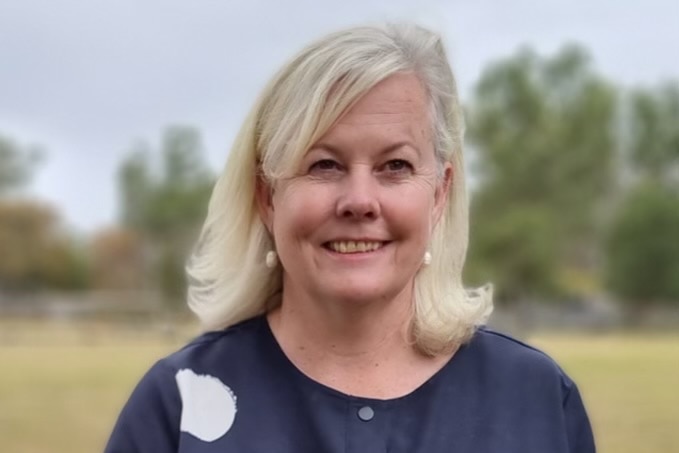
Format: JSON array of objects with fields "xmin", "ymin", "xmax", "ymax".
[{"xmin": 2, "ymin": 0, "xmax": 678, "ymax": 234}]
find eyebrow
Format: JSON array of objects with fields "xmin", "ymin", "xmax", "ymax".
[{"xmin": 310, "ymin": 141, "xmax": 421, "ymax": 157}]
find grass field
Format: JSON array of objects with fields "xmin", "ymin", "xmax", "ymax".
[{"xmin": 1, "ymin": 319, "xmax": 677, "ymax": 453}]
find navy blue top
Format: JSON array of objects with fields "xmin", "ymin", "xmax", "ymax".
[{"xmin": 105, "ymin": 316, "xmax": 595, "ymax": 452}]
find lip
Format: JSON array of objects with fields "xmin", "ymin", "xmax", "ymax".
[
  {"xmin": 321, "ymin": 239, "xmax": 391, "ymax": 256},
  {"xmin": 323, "ymin": 237, "xmax": 389, "ymax": 243}
]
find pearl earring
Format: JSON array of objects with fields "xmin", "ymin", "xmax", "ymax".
[
  {"xmin": 423, "ymin": 251, "xmax": 432, "ymax": 266},
  {"xmin": 265, "ymin": 250, "xmax": 278, "ymax": 269}
]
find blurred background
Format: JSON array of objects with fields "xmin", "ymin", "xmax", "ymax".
[{"xmin": 1, "ymin": 1, "xmax": 678, "ymax": 452}]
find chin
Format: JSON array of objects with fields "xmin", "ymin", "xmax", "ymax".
[{"xmin": 321, "ymin": 282, "xmax": 405, "ymax": 306}]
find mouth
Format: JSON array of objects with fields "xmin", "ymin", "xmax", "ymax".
[{"xmin": 323, "ymin": 240, "xmax": 388, "ymax": 254}]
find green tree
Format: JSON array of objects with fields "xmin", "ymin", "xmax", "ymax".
[
  {"xmin": 605, "ymin": 182, "xmax": 679, "ymax": 310},
  {"xmin": 119, "ymin": 143, "xmax": 152, "ymax": 230},
  {"xmin": 117, "ymin": 125, "xmax": 214, "ymax": 308},
  {"xmin": 603, "ymin": 82, "xmax": 679, "ymax": 313},
  {"xmin": 627, "ymin": 82, "xmax": 679, "ymax": 189},
  {"xmin": 0, "ymin": 134, "xmax": 43, "ymax": 194},
  {"xmin": 465, "ymin": 45, "xmax": 617, "ymax": 303},
  {"xmin": 467, "ymin": 204, "xmax": 560, "ymax": 303}
]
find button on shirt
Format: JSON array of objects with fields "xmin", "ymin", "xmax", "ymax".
[
  {"xmin": 105, "ymin": 316, "xmax": 596, "ymax": 453},
  {"xmin": 357, "ymin": 406, "xmax": 374, "ymax": 421}
]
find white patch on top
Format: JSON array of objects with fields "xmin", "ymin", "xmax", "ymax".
[{"xmin": 175, "ymin": 368, "xmax": 237, "ymax": 442}]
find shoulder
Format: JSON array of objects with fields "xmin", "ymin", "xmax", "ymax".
[
  {"xmin": 462, "ymin": 326, "xmax": 575, "ymax": 398},
  {"xmin": 118, "ymin": 315, "xmax": 266, "ymax": 399},
  {"xmin": 105, "ymin": 316, "xmax": 268, "ymax": 451},
  {"xmin": 160, "ymin": 315, "xmax": 267, "ymax": 374},
  {"xmin": 442, "ymin": 328, "xmax": 595, "ymax": 451}
]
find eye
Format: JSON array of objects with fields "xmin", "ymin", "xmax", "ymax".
[
  {"xmin": 309, "ymin": 159, "xmax": 342, "ymax": 173},
  {"xmin": 383, "ymin": 159, "xmax": 413, "ymax": 173}
]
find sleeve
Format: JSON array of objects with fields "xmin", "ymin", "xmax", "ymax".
[
  {"xmin": 104, "ymin": 359, "xmax": 181, "ymax": 453},
  {"xmin": 562, "ymin": 383, "xmax": 596, "ymax": 453}
]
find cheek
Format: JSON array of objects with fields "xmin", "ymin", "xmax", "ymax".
[
  {"xmin": 271, "ymin": 184, "xmax": 335, "ymax": 242},
  {"xmin": 387, "ymin": 183, "xmax": 437, "ymax": 232}
]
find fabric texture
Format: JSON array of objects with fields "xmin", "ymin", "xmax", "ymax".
[{"xmin": 105, "ymin": 316, "xmax": 596, "ymax": 453}]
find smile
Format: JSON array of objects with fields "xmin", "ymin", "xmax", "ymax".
[{"xmin": 324, "ymin": 240, "xmax": 386, "ymax": 254}]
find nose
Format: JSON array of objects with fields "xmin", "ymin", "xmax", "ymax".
[{"xmin": 335, "ymin": 168, "xmax": 381, "ymax": 220}]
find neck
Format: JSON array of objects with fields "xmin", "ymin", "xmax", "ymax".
[
  {"xmin": 269, "ymin": 282, "xmax": 416, "ymax": 361},
  {"xmin": 266, "ymin": 282, "xmax": 456, "ymax": 399}
]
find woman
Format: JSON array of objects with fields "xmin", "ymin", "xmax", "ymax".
[{"xmin": 105, "ymin": 23, "xmax": 595, "ymax": 452}]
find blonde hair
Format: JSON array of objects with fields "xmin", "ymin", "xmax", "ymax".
[{"xmin": 186, "ymin": 23, "xmax": 493, "ymax": 355}]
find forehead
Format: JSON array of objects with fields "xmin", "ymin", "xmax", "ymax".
[
  {"xmin": 314, "ymin": 73, "xmax": 432, "ymax": 150},
  {"xmin": 337, "ymin": 73, "xmax": 429, "ymax": 124}
]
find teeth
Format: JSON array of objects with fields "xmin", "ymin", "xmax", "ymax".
[{"xmin": 328, "ymin": 241, "xmax": 383, "ymax": 254}]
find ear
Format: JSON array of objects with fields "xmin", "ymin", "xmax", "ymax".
[
  {"xmin": 255, "ymin": 173, "xmax": 275, "ymax": 233},
  {"xmin": 432, "ymin": 162, "xmax": 453, "ymax": 227}
]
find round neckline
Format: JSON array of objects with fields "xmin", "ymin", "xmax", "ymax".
[{"xmin": 258, "ymin": 314, "xmax": 469, "ymax": 406}]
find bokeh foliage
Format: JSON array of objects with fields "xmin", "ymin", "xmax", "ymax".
[
  {"xmin": 0, "ymin": 134, "xmax": 43, "ymax": 194},
  {"xmin": 117, "ymin": 125, "xmax": 215, "ymax": 308},
  {"xmin": 605, "ymin": 183, "xmax": 679, "ymax": 307},
  {"xmin": 604, "ymin": 83, "xmax": 679, "ymax": 310},
  {"xmin": 0, "ymin": 134, "xmax": 87, "ymax": 292},
  {"xmin": 465, "ymin": 45, "xmax": 617, "ymax": 303}
]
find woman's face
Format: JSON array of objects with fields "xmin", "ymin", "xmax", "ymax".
[{"xmin": 258, "ymin": 73, "xmax": 452, "ymax": 307}]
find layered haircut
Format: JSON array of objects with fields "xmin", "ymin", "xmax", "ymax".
[{"xmin": 186, "ymin": 23, "xmax": 493, "ymax": 355}]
